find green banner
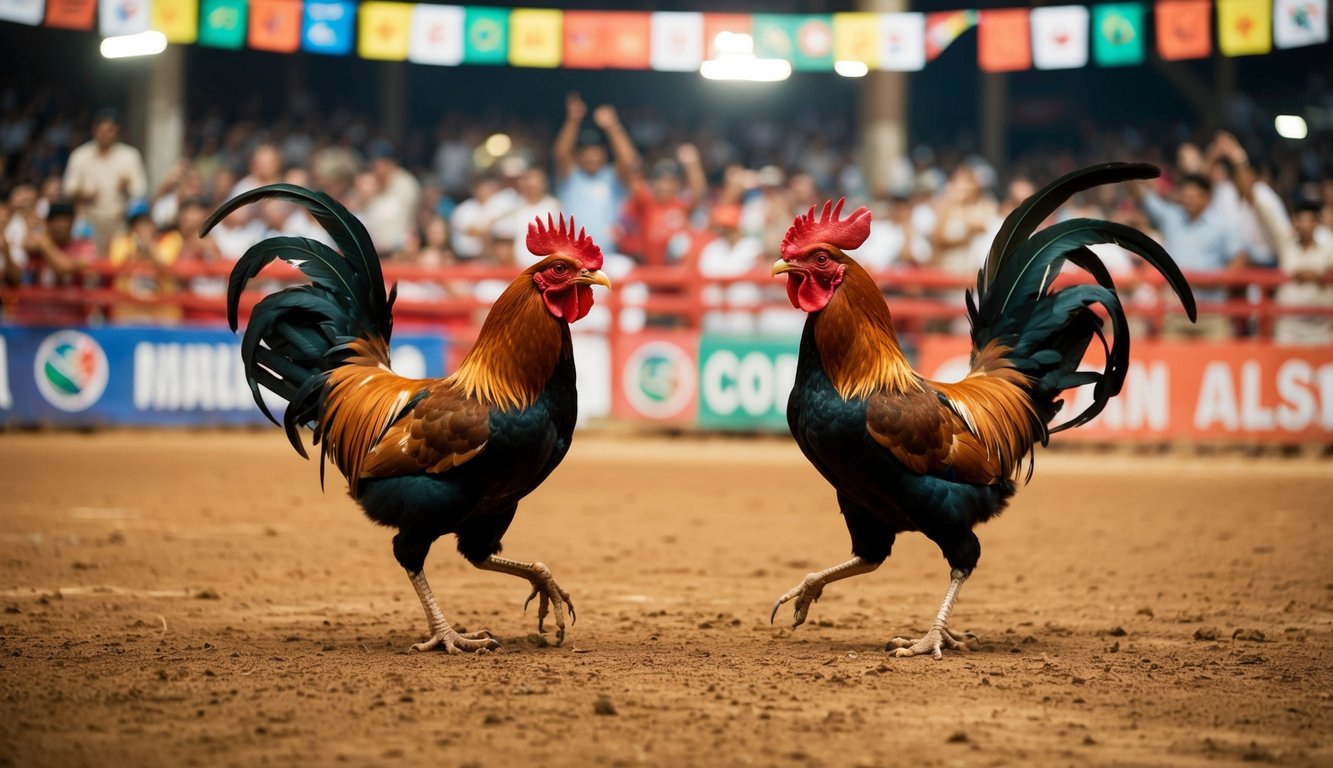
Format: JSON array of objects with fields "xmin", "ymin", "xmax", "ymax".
[
  {"xmin": 198, "ymin": 0, "xmax": 246, "ymax": 49},
  {"xmin": 697, "ymin": 335, "xmax": 800, "ymax": 431},
  {"xmin": 1092, "ymin": 3, "xmax": 1144, "ymax": 66},
  {"xmin": 752, "ymin": 13, "xmax": 834, "ymax": 71},
  {"xmin": 464, "ymin": 6, "xmax": 508, "ymax": 65}
]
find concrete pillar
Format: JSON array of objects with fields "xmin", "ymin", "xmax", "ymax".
[
  {"xmin": 140, "ymin": 45, "xmax": 186, "ymax": 191},
  {"xmin": 858, "ymin": 0, "xmax": 908, "ymax": 195},
  {"xmin": 980, "ymin": 72, "xmax": 1007, "ymax": 172}
]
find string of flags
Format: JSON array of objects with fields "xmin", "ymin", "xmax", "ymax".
[{"xmin": 2, "ymin": 0, "xmax": 1327, "ymax": 71}]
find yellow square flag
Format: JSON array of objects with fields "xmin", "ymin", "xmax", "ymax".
[
  {"xmin": 359, "ymin": 2, "xmax": 413, "ymax": 61},
  {"xmin": 509, "ymin": 8, "xmax": 562, "ymax": 68}
]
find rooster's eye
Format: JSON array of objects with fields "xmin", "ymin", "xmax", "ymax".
[
  {"xmin": 551, "ymin": 262, "xmax": 568, "ymax": 275},
  {"xmin": 815, "ymin": 252, "xmax": 830, "ymax": 265}
]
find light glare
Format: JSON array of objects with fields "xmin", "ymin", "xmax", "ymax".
[
  {"xmin": 484, "ymin": 133, "xmax": 512, "ymax": 156},
  {"xmin": 1275, "ymin": 115, "xmax": 1308, "ymax": 140},
  {"xmin": 100, "ymin": 31, "xmax": 167, "ymax": 59},
  {"xmin": 700, "ymin": 58, "xmax": 792, "ymax": 82},
  {"xmin": 834, "ymin": 60, "xmax": 870, "ymax": 78}
]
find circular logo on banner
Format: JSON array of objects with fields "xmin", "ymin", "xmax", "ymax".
[
  {"xmin": 34, "ymin": 330, "xmax": 109, "ymax": 412},
  {"xmin": 623, "ymin": 340, "xmax": 695, "ymax": 420},
  {"xmin": 797, "ymin": 20, "xmax": 832, "ymax": 58}
]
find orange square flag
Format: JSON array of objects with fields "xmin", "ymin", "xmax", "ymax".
[
  {"xmin": 602, "ymin": 11, "xmax": 650, "ymax": 69},
  {"xmin": 1156, "ymin": 0, "xmax": 1212, "ymax": 59},
  {"xmin": 1218, "ymin": 0, "xmax": 1271, "ymax": 55},
  {"xmin": 248, "ymin": 0, "xmax": 301, "ymax": 52},
  {"xmin": 152, "ymin": 0, "xmax": 197, "ymax": 43},
  {"xmin": 45, "ymin": 0, "xmax": 96, "ymax": 29},
  {"xmin": 562, "ymin": 11, "xmax": 605, "ymax": 68},
  {"xmin": 359, "ymin": 1, "xmax": 411, "ymax": 60},
  {"xmin": 978, "ymin": 9, "xmax": 1032, "ymax": 71},
  {"xmin": 509, "ymin": 8, "xmax": 561, "ymax": 68}
]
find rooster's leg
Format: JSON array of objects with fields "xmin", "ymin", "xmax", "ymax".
[
  {"xmin": 474, "ymin": 556, "xmax": 575, "ymax": 646},
  {"xmin": 407, "ymin": 570, "xmax": 501, "ymax": 655},
  {"xmin": 887, "ymin": 570, "xmax": 978, "ymax": 660},
  {"xmin": 770, "ymin": 557, "xmax": 880, "ymax": 629}
]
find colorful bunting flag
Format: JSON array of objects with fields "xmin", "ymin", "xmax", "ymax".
[
  {"xmin": 99, "ymin": 0, "xmax": 148, "ymax": 36},
  {"xmin": 703, "ymin": 13, "xmax": 752, "ymax": 59},
  {"xmin": 1156, "ymin": 0, "xmax": 1213, "ymax": 59},
  {"xmin": 650, "ymin": 11, "xmax": 704, "ymax": 72},
  {"xmin": 603, "ymin": 12, "xmax": 650, "ymax": 69},
  {"xmin": 978, "ymin": 9, "xmax": 1032, "ymax": 72},
  {"xmin": 1219, "ymin": 0, "xmax": 1272, "ymax": 54},
  {"xmin": 151, "ymin": 0, "xmax": 196, "ymax": 43},
  {"xmin": 409, "ymin": 4, "xmax": 463, "ymax": 65},
  {"xmin": 358, "ymin": 1, "xmax": 411, "ymax": 60},
  {"xmin": 0, "ymin": 0, "xmax": 43, "ymax": 24},
  {"xmin": 508, "ymin": 7, "xmax": 561, "ymax": 68},
  {"xmin": 1031, "ymin": 5, "xmax": 1089, "ymax": 69},
  {"xmin": 463, "ymin": 6, "xmax": 507, "ymax": 65},
  {"xmin": 198, "ymin": 0, "xmax": 244, "ymax": 48},
  {"xmin": 248, "ymin": 0, "xmax": 301, "ymax": 52},
  {"xmin": 878, "ymin": 12, "xmax": 926, "ymax": 71},
  {"xmin": 44, "ymin": 0, "xmax": 94, "ymax": 28},
  {"xmin": 924, "ymin": 10, "xmax": 977, "ymax": 61},
  {"xmin": 303, "ymin": 0, "xmax": 353, "ymax": 55},
  {"xmin": 833, "ymin": 12, "xmax": 880, "ymax": 66},
  {"xmin": 1092, "ymin": 3, "xmax": 1145, "ymax": 66},
  {"xmin": 562, "ymin": 10, "xmax": 605, "ymax": 68},
  {"xmin": 1274, "ymin": 0, "xmax": 1328, "ymax": 47}
]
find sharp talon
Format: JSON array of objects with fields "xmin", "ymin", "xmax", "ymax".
[
  {"xmin": 769, "ymin": 602, "xmax": 781, "ymax": 625},
  {"xmin": 524, "ymin": 589, "xmax": 538, "ymax": 613}
]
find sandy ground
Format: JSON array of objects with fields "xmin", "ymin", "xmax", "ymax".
[{"xmin": 0, "ymin": 430, "xmax": 1329, "ymax": 767}]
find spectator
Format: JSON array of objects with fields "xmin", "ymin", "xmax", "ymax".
[
  {"xmin": 107, "ymin": 203, "xmax": 177, "ymax": 321},
  {"xmin": 157, "ymin": 197, "xmax": 227, "ymax": 306},
  {"xmin": 1132, "ymin": 174, "xmax": 1247, "ymax": 340},
  {"xmin": 451, "ymin": 173, "xmax": 503, "ymax": 262},
  {"xmin": 367, "ymin": 141, "xmax": 422, "ymax": 256},
  {"xmin": 0, "ymin": 200, "xmax": 16, "ymax": 287},
  {"xmin": 62, "ymin": 110, "xmax": 147, "ymax": 256},
  {"xmin": 738, "ymin": 165, "xmax": 791, "ymax": 257},
  {"xmin": 4, "ymin": 182, "xmax": 37, "ymax": 275},
  {"xmin": 496, "ymin": 167, "xmax": 560, "ymax": 267},
  {"xmin": 553, "ymin": 93, "xmax": 636, "ymax": 252},
  {"xmin": 231, "ymin": 142, "xmax": 283, "ymax": 197},
  {"xmin": 618, "ymin": 144, "xmax": 707, "ymax": 266},
  {"xmin": 22, "ymin": 198, "xmax": 92, "ymax": 286},
  {"xmin": 850, "ymin": 192, "xmax": 931, "ymax": 271},
  {"xmin": 698, "ymin": 203, "xmax": 764, "ymax": 333},
  {"xmin": 931, "ymin": 164, "xmax": 997, "ymax": 277}
]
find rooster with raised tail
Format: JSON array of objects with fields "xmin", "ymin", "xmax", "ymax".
[
  {"xmin": 769, "ymin": 163, "xmax": 1196, "ymax": 658},
  {"xmin": 204, "ymin": 185, "xmax": 610, "ymax": 654}
]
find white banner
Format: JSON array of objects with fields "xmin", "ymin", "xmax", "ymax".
[
  {"xmin": 878, "ymin": 12, "xmax": 926, "ymax": 71},
  {"xmin": 1031, "ymin": 5, "xmax": 1089, "ymax": 69},
  {"xmin": 1274, "ymin": 0, "xmax": 1328, "ymax": 48},
  {"xmin": 408, "ymin": 4, "xmax": 465, "ymax": 66},
  {"xmin": 100, "ymin": 0, "xmax": 150, "ymax": 35},
  {"xmin": 0, "ymin": 0, "xmax": 42, "ymax": 25},
  {"xmin": 650, "ymin": 11, "xmax": 703, "ymax": 72}
]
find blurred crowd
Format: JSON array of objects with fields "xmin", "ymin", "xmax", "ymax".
[{"xmin": 1, "ymin": 86, "xmax": 1331, "ymax": 342}]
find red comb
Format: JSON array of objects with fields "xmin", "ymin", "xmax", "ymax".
[
  {"xmin": 780, "ymin": 198, "xmax": 871, "ymax": 260},
  {"xmin": 526, "ymin": 213, "xmax": 603, "ymax": 270}
]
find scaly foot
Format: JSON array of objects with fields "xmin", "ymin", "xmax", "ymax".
[
  {"xmin": 770, "ymin": 574, "xmax": 826, "ymax": 629},
  {"xmin": 520, "ymin": 562, "xmax": 575, "ymax": 645},
  {"xmin": 887, "ymin": 626, "xmax": 978, "ymax": 660},
  {"xmin": 410, "ymin": 627, "xmax": 501, "ymax": 655}
]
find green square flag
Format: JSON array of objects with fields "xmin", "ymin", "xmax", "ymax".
[
  {"xmin": 464, "ymin": 6, "xmax": 508, "ymax": 65},
  {"xmin": 1092, "ymin": 3, "xmax": 1144, "ymax": 66},
  {"xmin": 753, "ymin": 13, "xmax": 834, "ymax": 71},
  {"xmin": 199, "ymin": 0, "xmax": 247, "ymax": 49}
]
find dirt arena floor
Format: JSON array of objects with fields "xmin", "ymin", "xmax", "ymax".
[{"xmin": 1, "ymin": 431, "xmax": 1329, "ymax": 767}]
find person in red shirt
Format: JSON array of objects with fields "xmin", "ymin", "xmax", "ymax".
[
  {"xmin": 23, "ymin": 199, "xmax": 94, "ymax": 286},
  {"xmin": 619, "ymin": 143, "xmax": 707, "ymax": 267}
]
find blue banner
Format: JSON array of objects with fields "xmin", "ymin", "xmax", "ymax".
[
  {"xmin": 0, "ymin": 325, "xmax": 448, "ymax": 427},
  {"xmin": 302, "ymin": 0, "xmax": 355, "ymax": 55}
]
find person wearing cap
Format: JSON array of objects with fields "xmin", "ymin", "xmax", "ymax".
[
  {"xmin": 62, "ymin": 109, "xmax": 147, "ymax": 257},
  {"xmin": 107, "ymin": 202, "xmax": 177, "ymax": 320},
  {"xmin": 620, "ymin": 143, "xmax": 708, "ymax": 267},
  {"xmin": 552, "ymin": 92, "xmax": 638, "ymax": 253}
]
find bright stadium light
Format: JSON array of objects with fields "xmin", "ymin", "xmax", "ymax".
[
  {"xmin": 100, "ymin": 30, "xmax": 167, "ymax": 59},
  {"xmin": 700, "ymin": 31, "xmax": 792, "ymax": 82},
  {"xmin": 484, "ymin": 132, "xmax": 512, "ymax": 156},
  {"xmin": 834, "ymin": 60, "xmax": 870, "ymax": 78},
  {"xmin": 1275, "ymin": 115, "xmax": 1308, "ymax": 140}
]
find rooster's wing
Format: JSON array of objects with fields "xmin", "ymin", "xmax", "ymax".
[
  {"xmin": 360, "ymin": 382, "xmax": 491, "ymax": 478},
  {"xmin": 865, "ymin": 383, "xmax": 1023, "ymax": 486}
]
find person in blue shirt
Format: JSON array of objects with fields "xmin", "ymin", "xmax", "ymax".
[
  {"xmin": 1134, "ymin": 174, "xmax": 1247, "ymax": 339},
  {"xmin": 552, "ymin": 93, "xmax": 639, "ymax": 254}
]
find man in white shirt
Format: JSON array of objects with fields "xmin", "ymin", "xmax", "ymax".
[
  {"xmin": 63, "ymin": 110, "xmax": 148, "ymax": 257},
  {"xmin": 496, "ymin": 168, "xmax": 560, "ymax": 267}
]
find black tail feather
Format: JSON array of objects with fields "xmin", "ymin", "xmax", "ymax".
[
  {"xmin": 970, "ymin": 164, "xmax": 1196, "ymax": 435},
  {"xmin": 212, "ymin": 184, "xmax": 393, "ymax": 458}
]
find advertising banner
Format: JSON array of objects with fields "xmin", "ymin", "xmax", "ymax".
[
  {"xmin": 612, "ymin": 331, "xmax": 699, "ymax": 424},
  {"xmin": 0, "ymin": 326, "xmax": 447, "ymax": 428},
  {"xmin": 916, "ymin": 337, "xmax": 1333, "ymax": 442},
  {"xmin": 696, "ymin": 335, "xmax": 799, "ymax": 431}
]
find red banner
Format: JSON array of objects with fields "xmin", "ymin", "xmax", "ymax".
[
  {"xmin": 1156, "ymin": 0, "xmax": 1213, "ymax": 59},
  {"xmin": 916, "ymin": 338, "xmax": 1333, "ymax": 441},
  {"xmin": 45, "ymin": 0, "xmax": 96, "ymax": 29},
  {"xmin": 978, "ymin": 9, "xmax": 1032, "ymax": 72},
  {"xmin": 612, "ymin": 331, "xmax": 700, "ymax": 424}
]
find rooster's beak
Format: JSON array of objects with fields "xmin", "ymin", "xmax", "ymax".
[
  {"xmin": 576, "ymin": 270, "xmax": 613, "ymax": 289},
  {"xmin": 772, "ymin": 259, "xmax": 795, "ymax": 277}
]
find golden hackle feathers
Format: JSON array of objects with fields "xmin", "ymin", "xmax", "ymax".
[
  {"xmin": 928, "ymin": 341, "xmax": 1042, "ymax": 483},
  {"xmin": 780, "ymin": 198, "xmax": 872, "ymax": 260},
  {"xmin": 813, "ymin": 258, "xmax": 920, "ymax": 400},
  {"xmin": 318, "ymin": 337, "xmax": 420, "ymax": 496}
]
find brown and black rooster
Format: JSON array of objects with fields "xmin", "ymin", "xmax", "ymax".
[
  {"xmin": 204, "ymin": 185, "xmax": 610, "ymax": 654},
  {"xmin": 770, "ymin": 163, "xmax": 1195, "ymax": 658}
]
